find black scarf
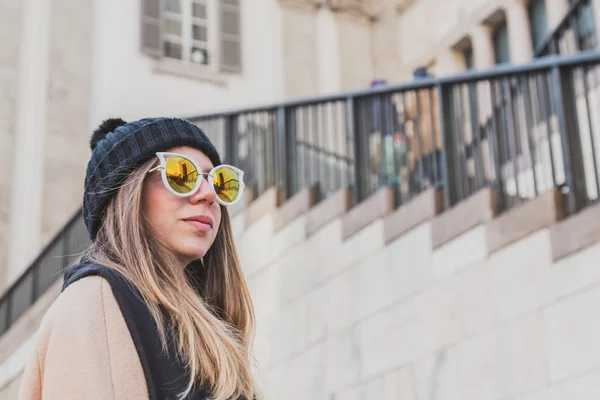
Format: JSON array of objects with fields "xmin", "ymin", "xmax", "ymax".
[{"xmin": 63, "ymin": 262, "xmax": 211, "ymax": 400}]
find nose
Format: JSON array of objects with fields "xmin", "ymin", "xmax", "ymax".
[{"xmin": 189, "ymin": 175, "xmax": 217, "ymax": 205}]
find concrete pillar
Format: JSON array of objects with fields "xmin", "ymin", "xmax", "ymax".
[
  {"xmin": 506, "ymin": 0, "xmax": 534, "ymax": 63},
  {"xmin": 592, "ymin": 0, "xmax": 600, "ymax": 47},
  {"xmin": 316, "ymin": 7, "xmax": 341, "ymax": 94},
  {"xmin": 372, "ymin": 6, "xmax": 401, "ymax": 82},
  {"xmin": 471, "ymin": 25, "xmax": 495, "ymax": 69},
  {"xmin": 335, "ymin": 12, "xmax": 373, "ymax": 90},
  {"xmin": 546, "ymin": 0, "xmax": 569, "ymax": 29},
  {"xmin": 433, "ymin": 49, "xmax": 465, "ymax": 76},
  {"xmin": 279, "ymin": 4, "xmax": 319, "ymax": 99},
  {"xmin": 6, "ymin": 0, "xmax": 50, "ymax": 287}
]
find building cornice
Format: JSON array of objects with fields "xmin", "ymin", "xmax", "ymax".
[{"xmin": 277, "ymin": 0, "xmax": 414, "ymax": 19}]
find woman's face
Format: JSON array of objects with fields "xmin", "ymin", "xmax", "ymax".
[{"xmin": 142, "ymin": 146, "xmax": 222, "ymax": 265}]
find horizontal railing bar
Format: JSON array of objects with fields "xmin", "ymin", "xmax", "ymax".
[{"xmin": 186, "ymin": 51, "xmax": 600, "ymax": 120}]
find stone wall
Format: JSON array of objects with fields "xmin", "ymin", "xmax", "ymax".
[
  {"xmin": 0, "ymin": 0, "xmax": 94, "ymax": 288},
  {"xmin": 0, "ymin": 0, "xmax": 23, "ymax": 288},
  {"xmin": 1, "ymin": 185, "xmax": 600, "ymax": 398},
  {"xmin": 230, "ymin": 186, "xmax": 600, "ymax": 400},
  {"xmin": 41, "ymin": 0, "xmax": 94, "ymax": 246}
]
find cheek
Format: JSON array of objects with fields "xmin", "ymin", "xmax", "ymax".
[{"xmin": 142, "ymin": 185, "xmax": 179, "ymax": 233}]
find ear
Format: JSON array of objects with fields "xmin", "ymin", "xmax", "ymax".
[{"xmin": 90, "ymin": 118, "xmax": 128, "ymax": 150}]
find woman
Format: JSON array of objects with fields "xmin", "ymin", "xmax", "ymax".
[{"xmin": 19, "ymin": 117, "xmax": 258, "ymax": 400}]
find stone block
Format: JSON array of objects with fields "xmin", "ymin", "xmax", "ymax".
[
  {"xmin": 268, "ymin": 296, "xmax": 308, "ymax": 365},
  {"xmin": 362, "ymin": 376, "xmax": 384, "ymax": 400},
  {"xmin": 432, "ymin": 225, "xmax": 488, "ymax": 280},
  {"xmin": 230, "ymin": 212, "xmax": 245, "ymax": 239},
  {"xmin": 309, "ymin": 218, "xmax": 344, "ymax": 279},
  {"xmin": 515, "ymin": 387, "xmax": 558, "ymax": 400},
  {"xmin": 551, "ymin": 241, "xmax": 600, "ymax": 299},
  {"xmin": 455, "ymin": 312, "xmax": 548, "ymax": 400},
  {"xmin": 488, "ymin": 229, "xmax": 556, "ymax": 321},
  {"xmin": 449, "ymin": 260, "xmax": 496, "ymax": 337},
  {"xmin": 334, "ymin": 385, "xmax": 361, "ymax": 400},
  {"xmin": 305, "ymin": 286, "xmax": 329, "ymax": 346},
  {"xmin": 324, "ymin": 269, "xmax": 353, "ymax": 334},
  {"xmin": 0, "ymin": 374, "xmax": 22, "ymax": 400},
  {"xmin": 350, "ymin": 248, "xmax": 393, "ymax": 324},
  {"xmin": 252, "ymin": 316, "xmax": 272, "ymax": 369},
  {"xmin": 241, "ymin": 213, "xmax": 274, "ymax": 276},
  {"xmin": 248, "ymin": 264, "xmax": 278, "ymax": 321},
  {"xmin": 324, "ymin": 329, "xmax": 362, "ymax": 393},
  {"xmin": 414, "ymin": 350, "xmax": 462, "ymax": 400},
  {"xmin": 358, "ymin": 293, "xmax": 455, "ymax": 379},
  {"xmin": 357, "ymin": 308, "xmax": 399, "ymax": 379},
  {"xmin": 387, "ymin": 222, "xmax": 435, "ymax": 302},
  {"xmin": 264, "ymin": 215, "xmax": 307, "ymax": 268},
  {"xmin": 324, "ymin": 219, "xmax": 385, "ymax": 277},
  {"xmin": 0, "ymin": 334, "xmax": 36, "ymax": 392},
  {"xmin": 554, "ymin": 368, "xmax": 600, "ymax": 399},
  {"xmin": 412, "ymin": 280, "xmax": 462, "ymax": 353},
  {"xmin": 387, "ymin": 367, "xmax": 416, "ymax": 400},
  {"xmin": 544, "ymin": 285, "xmax": 600, "ymax": 382},
  {"xmin": 274, "ymin": 238, "xmax": 319, "ymax": 308},
  {"xmin": 288, "ymin": 342, "xmax": 327, "ymax": 400}
]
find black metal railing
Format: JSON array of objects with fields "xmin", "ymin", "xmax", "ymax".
[
  {"xmin": 189, "ymin": 51, "xmax": 600, "ymax": 215},
  {"xmin": 0, "ymin": 210, "xmax": 90, "ymax": 335},
  {"xmin": 4, "ymin": 50, "xmax": 600, "ymax": 336},
  {"xmin": 535, "ymin": 0, "xmax": 597, "ymax": 57}
]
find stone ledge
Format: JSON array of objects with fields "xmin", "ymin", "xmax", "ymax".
[
  {"xmin": 432, "ymin": 187, "xmax": 498, "ymax": 249},
  {"xmin": 486, "ymin": 188, "xmax": 566, "ymax": 254},
  {"xmin": 152, "ymin": 58, "xmax": 228, "ymax": 87},
  {"xmin": 274, "ymin": 186, "xmax": 317, "ymax": 232},
  {"xmin": 228, "ymin": 187, "xmax": 254, "ymax": 219},
  {"xmin": 550, "ymin": 202, "xmax": 600, "ymax": 261},
  {"xmin": 306, "ymin": 188, "xmax": 351, "ymax": 236},
  {"xmin": 0, "ymin": 280, "xmax": 62, "ymax": 365},
  {"xmin": 245, "ymin": 187, "xmax": 282, "ymax": 229},
  {"xmin": 383, "ymin": 188, "xmax": 443, "ymax": 244},
  {"xmin": 341, "ymin": 188, "xmax": 394, "ymax": 240}
]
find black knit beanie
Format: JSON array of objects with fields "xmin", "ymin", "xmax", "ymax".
[{"xmin": 83, "ymin": 117, "xmax": 222, "ymax": 240}]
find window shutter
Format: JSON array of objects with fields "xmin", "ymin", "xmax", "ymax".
[
  {"xmin": 141, "ymin": 0, "xmax": 162, "ymax": 57},
  {"xmin": 219, "ymin": 0, "xmax": 242, "ymax": 73}
]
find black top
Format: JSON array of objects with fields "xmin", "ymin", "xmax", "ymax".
[{"xmin": 63, "ymin": 262, "xmax": 210, "ymax": 400}]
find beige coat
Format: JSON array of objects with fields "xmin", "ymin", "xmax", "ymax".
[{"xmin": 18, "ymin": 276, "xmax": 149, "ymax": 400}]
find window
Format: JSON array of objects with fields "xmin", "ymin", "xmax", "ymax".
[
  {"xmin": 463, "ymin": 47, "xmax": 474, "ymax": 70},
  {"xmin": 141, "ymin": 0, "xmax": 242, "ymax": 73},
  {"xmin": 453, "ymin": 36, "xmax": 473, "ymax": 71},
  {"xmin": 493, "ymin": 21, "xmax": 510, "ymax": 64},
  {"xmin": 528, "ymin": 0, "xmax": 548, "ymax": 52},
  {"xmin": 569, "ymin": 0, "xmax": 597, "ymax": 51}
]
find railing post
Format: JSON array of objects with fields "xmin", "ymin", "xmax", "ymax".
[
  {"xmin": 4, "ymin": 294, "xmax": 10, "ymax": 333},
  {"xmin": 276, "ymin": 105, "xmax": 290, "ymax": 199},
  {"xmin": 224, "ymin": 114, "xmax": 238, "ymax": 167},
  {"xmin": 436, "ymin": 83, "xmax": 453, "ymax": 210},
  {"xmin": 347, "ymin": 96, "xmax": 367, "ymax": 205},
  {"xmin": 552, "ymin": 64, "xmax": 587, "ymax": 214},
  {"xmin": 31, "ymin": 263, "xmax": 38, "ymax": 306}
]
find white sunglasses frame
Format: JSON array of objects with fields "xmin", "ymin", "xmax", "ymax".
[{"xmin": 148, "ymin": 152, "xmax": 246, "ymax": 206}]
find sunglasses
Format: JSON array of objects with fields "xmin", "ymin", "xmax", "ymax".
[{"xmin": 148, "ymin": 152, "xmax": 245, "ymax": 206}]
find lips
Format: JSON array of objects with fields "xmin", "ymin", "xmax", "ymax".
[{"xmin": 183, "ymin": 215, "xmax": 214, "ymax": 231}]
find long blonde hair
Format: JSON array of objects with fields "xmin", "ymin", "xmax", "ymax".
[{"xmin": 79, "ymin": 158, "xmax": 257, "ymax": 400}]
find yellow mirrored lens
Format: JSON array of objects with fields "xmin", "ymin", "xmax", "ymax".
[
  {"xmin": 165, "ymin": 156, "xmax": 198, "ymax": 194},
  {"xmin": 212, "ymin": 166, "xmax": 241, "ymax": 203}
]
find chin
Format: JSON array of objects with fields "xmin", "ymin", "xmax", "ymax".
[
  {"xmin": 168, "ymin": 233, "xmax": 215, "ymax": 262},
  {"xmin": 175, "ymin": 241, "xmax": 210, "ymax": 261}
]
